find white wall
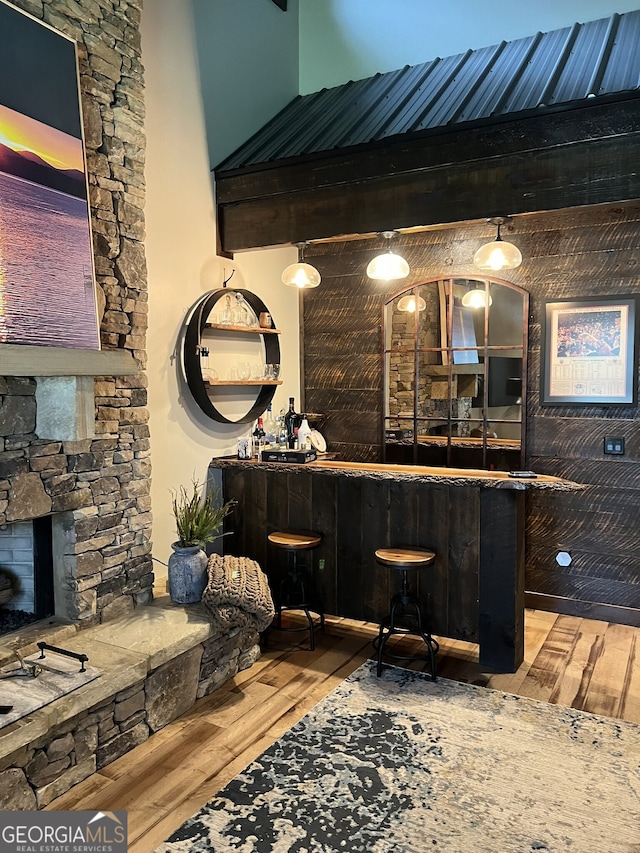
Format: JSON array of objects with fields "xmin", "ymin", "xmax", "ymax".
[
  {"xmin": 299, "ymin": 0, "xmax": 640, "ymax": 93},
  {"xmin": 142, "ymin": 0, "xmax": 300, "ymax": 571},
  {"xmin": 192, "ymin": 0, "xmax": 299, "ymax": 168}
]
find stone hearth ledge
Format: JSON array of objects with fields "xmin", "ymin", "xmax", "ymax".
[{"xmin": 0, "ymin": 595, "xmax": 221, "ymax": 764}]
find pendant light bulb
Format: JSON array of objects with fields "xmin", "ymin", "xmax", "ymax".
[
  {"xmin": 367, "ymin": 231, "xmax": 410, "ymax": 281},
  {"xmin": 282, "ymin": 242, "xmax": 321, "ymax": 289},
  {"xmin": 473, "ymin": 218, "xmax": 522, "ymax": 272},
  {"xmin": 397, "ymin": 294, "xmax": 426, "ymax": 312},
  {"xmin": 461, "ymin": 288, "xmax": 492, "ymax": 309}
]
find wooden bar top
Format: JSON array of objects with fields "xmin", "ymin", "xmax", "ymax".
[{"xmin": 209, "ymin": 456, "xmax": 582, "ymax": 491}]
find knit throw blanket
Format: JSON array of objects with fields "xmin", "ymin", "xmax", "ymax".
[{"xmin": 202, "ymin": 554, "xmax": 275, "ymax": 633}]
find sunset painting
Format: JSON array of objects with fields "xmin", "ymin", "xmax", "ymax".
[{"xmin": 0, "ymin": 0, "xmax": 99, "ymax": 349}]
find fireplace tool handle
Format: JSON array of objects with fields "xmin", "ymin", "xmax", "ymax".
[{"xmin": 37, "ymin": 642, "xmax": 89, "ymax": 672}]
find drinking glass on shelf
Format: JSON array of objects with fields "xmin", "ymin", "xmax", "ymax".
[
  {"xmin": 270, "ymin": 364, "xmax": 281, "ymax": 380},
  {"xmin": 252, "ymin": 363, "xmax": 263, "ymax": 380},
  {"xmin": 238, "ymin": 362, "xmax": 251, "ymax": 380},
  {"xmin": 228, "ymin": 367, "xmax": 238, "ymax": 381},
  {"xmin": 220, "ymin": 294, "xmax": 233, "ymax": 324}
]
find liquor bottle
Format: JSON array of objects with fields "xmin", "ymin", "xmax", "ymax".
[
  {"xmin": 252, "ymin": 417, "xmax": 265, "ymax": 457},
  {"xmin": 284, "ymin": 397, "xmax": 298, "ymax": 449},
  {"xmin": 199, "ymin": 345, "xmax": 210, "ymax": 380},
  {"xmin": 263, "ymin": 404, "xmax": 276, "ymax": 445},
  {"xmin": 277, "ymin": 409, "xmax": 287, "ymax": 448},
  {"xmin": 298, "ymin": 414, "xmax": 312, "ymax": 450}
]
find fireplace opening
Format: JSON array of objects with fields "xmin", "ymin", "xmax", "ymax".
[{"xmin": 0, "ymin": 516, "xmax": 54, "ymax": 637}]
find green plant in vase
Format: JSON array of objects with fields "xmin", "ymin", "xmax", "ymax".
[{"xmin": 168, "ymin": 480, "xmax": 236, "ymax": 604}]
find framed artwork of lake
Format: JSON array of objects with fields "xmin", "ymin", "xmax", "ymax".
[{"xmin": 0, "ymin": 0, "xmax": 99, "ymax": 350}]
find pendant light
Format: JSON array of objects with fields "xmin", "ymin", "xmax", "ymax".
[
  {"xmin": 281, "ymin": 242, "xmax": 321, "ymax": 289},
  {"xmin": 461, "ymin": 286, "xmax": 492, "ymax": 309},
  {"xmin": 366, "ymin": 231, "xmax": 410, "ymax": 281},
  {"xmin": 397, "ymin": 293, "xmax": 426, "ymax": 312},
  {"xmin": 473, "ymin": 217, "xmax": 522, "ymax": 272}
]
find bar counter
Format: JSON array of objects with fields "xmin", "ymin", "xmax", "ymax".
[{"xmin": 208, "ymin": 457, "xmax": 581, "ymax": 672}]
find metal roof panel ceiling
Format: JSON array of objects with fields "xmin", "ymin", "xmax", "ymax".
[{"xmin": 216, "ymin": 10, "xmax": 640, "ymax": 173}]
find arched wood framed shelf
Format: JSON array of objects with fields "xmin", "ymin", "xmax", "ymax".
[{"xmin": 182, "ymin": 288, "xmax": 281, "ymax": 424}]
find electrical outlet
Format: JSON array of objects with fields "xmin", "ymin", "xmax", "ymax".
[{"xmin": 603, "ymin": 436, "xmax": 625, "ymax": 455}]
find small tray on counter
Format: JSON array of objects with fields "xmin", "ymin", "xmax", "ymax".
[{"xmin": 261, "ymin": 449, "xmax": 317, "ymax": 464}]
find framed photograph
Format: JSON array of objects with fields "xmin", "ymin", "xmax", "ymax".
[
  {"xmin": 541, "ymin": 297, "xmax": 636, "ymax": 405},
  {"xmin": 0, "ymin": 0, "xmax": 99, "ymax": 350}
]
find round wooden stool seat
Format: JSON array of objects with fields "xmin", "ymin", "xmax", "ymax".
[
  {"xmin": 266, "ymin": 530, "xmax": 324, "ymax": 651},
  {"xmin": 375, "ymin": 547, "xmax": 436, "ymax": 568},
  {"xmin": 268, "ymin": 530, "xmax": 322, "ymax": 550},
  {"xmin": 374, "ymin": 545, "xmax": 438, "ymax": 681}
]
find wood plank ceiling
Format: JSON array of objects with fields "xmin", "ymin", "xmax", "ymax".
[{"xmin": 214, "ymin": 10, "xmax": 640, "ymax": 253}]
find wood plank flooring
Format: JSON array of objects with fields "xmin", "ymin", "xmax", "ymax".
[{"xmin": 47, "ymin": 610, "xmax": 640, "ymax": 852}]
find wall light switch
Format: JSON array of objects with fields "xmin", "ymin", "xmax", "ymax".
[{"xmin": 603, "ymin": 436, "xmax": 625, "ymax": 455}]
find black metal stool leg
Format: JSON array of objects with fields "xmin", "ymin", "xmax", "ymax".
[
  {"xmin": 375, "ymin": 567, "xmax": 438, "ymax": 681},
  {"xmin": 271, "ymin": 544, "xmax": 323, "ymax": 651}
]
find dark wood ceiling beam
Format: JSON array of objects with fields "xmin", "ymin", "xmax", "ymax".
[
  {"xmin": 215, "ymin": 100, "xmax": 640, "ymax": 252},
  {"xmin": 217, "ymin": 135, "xmax": 640, "ymax": 252}
]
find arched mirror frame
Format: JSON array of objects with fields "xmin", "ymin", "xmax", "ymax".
[{"xmin": 382, "ymin": 275, "xmax": 530, "ymax": 470}]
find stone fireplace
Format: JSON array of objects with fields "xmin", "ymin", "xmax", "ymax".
[{"xmin": 0, "ymin": 373, "xmax": 153, "ymax": 632}]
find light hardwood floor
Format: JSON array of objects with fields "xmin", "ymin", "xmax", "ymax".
[{"xmin": 48, "ymin": 610, "xmax": 640, "ymax": 852}]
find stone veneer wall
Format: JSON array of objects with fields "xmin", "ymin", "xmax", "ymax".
[
  {"xmin": 387, "ymin": 290, "xmax": 471, "ymax": 433},
  {"xmin": 0, "ymin": 627, "xmax": 261, "ymax": 809},
  {"xmin": 0, "ymin": 0, "xmax": 152, "ymax": 625}
]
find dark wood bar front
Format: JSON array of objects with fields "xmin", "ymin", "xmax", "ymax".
[{"xmin": 208, "ymin": 458, "xmax": 580, "ymax": 672}]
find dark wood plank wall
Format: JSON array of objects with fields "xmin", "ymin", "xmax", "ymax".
[{"xmin": 301, "ymin": 201, "xmax": 640, "ymax": 624}]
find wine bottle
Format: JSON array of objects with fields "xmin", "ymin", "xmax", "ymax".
[
  {"xmin": 252, "ymin": 417, "xmax": 265, "ymax": 457},
  {"xmin": 284, "ymin": 397, "xmax": 298, "ymax": 449}
]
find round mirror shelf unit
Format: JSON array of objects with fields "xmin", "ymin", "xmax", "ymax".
[{"xmin": 182, "ymin": 288, "xmax": 281, "ymax": 424}]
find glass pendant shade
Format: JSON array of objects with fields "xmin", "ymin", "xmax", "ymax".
[
  {"xmin": 473, "ymin": 238, "xmax": 522, "ymax": 272},
  {"xmin": 281, "ymin": 261, "xmax": 321, "ymax": 289},
  {"xmin": 397, "ymin": 294, "xmax": 426, "ymax": 312},
  {"xmin": 461, "ymin": 289, "xmax": 493, "ymax": 309},
  {"xmin": 367, "ymin": 230, "xmax": 410, "ymax": 281},
  {"xmin": 282, "ymin": 242, "xmax": 321, "ymax": 289},
  {"xmin": 473, "ymin": 218, "xmax": 522, "ymax": 272},
  {"xmin": 366, "ymin": 250, "xmax": 410, "ymax": 281}
]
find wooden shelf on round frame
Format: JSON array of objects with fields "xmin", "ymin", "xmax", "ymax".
[
  {"xmin": 205, "ymin": 323, "xmax": 281, "ymax": 335},
  {"xmin": 183, "ymin": 288, "xmax": 282, "ymax": 424},
  {"xmin": 204, "ymin": 379, "xmax": 283, "ymax": 386}
]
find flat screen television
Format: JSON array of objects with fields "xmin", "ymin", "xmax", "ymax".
[{"xmin": 473, "ymin": 357, "xmax": 522, "ymax": 408}]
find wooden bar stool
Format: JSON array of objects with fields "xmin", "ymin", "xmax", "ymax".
[
  {"xmin": 267, "ymin": 530, "xmax": 324, "ymax": 651},
  {"xmin": 373, "ymin": 546, "xmax": 439, "ymax": 680}
]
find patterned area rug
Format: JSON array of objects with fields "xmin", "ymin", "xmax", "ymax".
[{"xmin": 156, "ymin": 661, "xmax": 640, "ymax": 852}]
